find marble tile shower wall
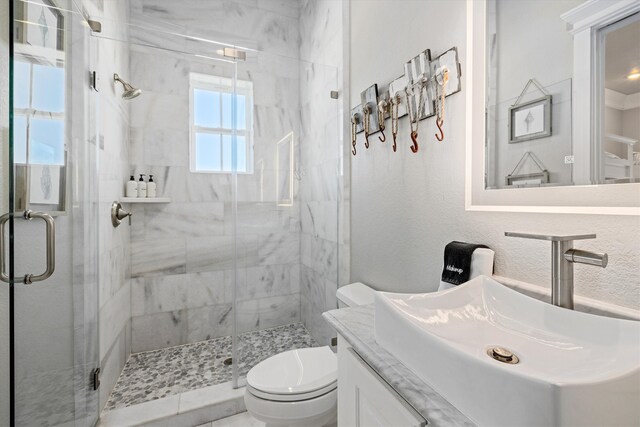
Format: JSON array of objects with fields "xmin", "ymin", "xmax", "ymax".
[
  {"xmin": 83, "ymin": 0, "xmax": 134, "ymax": 411},
  {"xmin": 127, "ymin": 0, "xmax": 304, "ymax": 353},
  {"xmin": 298, "ymin": 0, "xmax": 345, "ymax": 346}
]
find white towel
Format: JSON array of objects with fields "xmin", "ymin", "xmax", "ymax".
[{"xmin": 437, "ymin": 248, "xmax": 495, "ymax": 291}]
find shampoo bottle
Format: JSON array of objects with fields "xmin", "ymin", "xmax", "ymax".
[
  {"xmin": 137, "ymin": 174, "xmax": 147, "ymax": 198},
  {"xmin": 126, "ymin": 175, "xmax": 137, "ymax": 197},
  {"xmin": 147, "ymin": 175, "xmax": 156, "ymax": 198}
]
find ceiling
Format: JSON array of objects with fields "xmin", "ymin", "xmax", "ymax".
[{"xmin": 605, "ymin": 14, "xmax": 640, "ymax": 95}]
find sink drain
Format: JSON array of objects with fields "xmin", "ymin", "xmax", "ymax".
[{"xmin": 486, "ymin": 346, "xmax": 519, "ymax": 364}]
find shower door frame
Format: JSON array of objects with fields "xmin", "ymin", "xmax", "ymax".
[{"xmin": 3, "ymin": 1, "xmax": 101, "ymax": 425}]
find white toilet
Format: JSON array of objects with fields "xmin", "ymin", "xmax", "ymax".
[{"xmin": 244, "ymin": 282, "xmax": 375, "ymax": 427}]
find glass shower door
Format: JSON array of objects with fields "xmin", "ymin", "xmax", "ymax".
[
  {"xmin": 2, "ymin": 1, "xmax": 100, "ymax": 426},
  {"xmin": 231, "ymin": 50, "xmax": 342, "ymax": 387}
]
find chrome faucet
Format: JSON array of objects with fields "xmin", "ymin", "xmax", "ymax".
[{"xmin": 505, "ymin": 232, "xmax": 608, "ymax": 309}]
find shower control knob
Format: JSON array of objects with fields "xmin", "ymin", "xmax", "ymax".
[{"xmin": 111, "ymin": 201, "xmax": 132, "ymax": 227}]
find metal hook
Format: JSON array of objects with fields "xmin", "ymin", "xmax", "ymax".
[
  {"xmin": 435, "ymin": 118, "xmax": 444, "ymax": 142},
  {"xmin": 363, "ymin": 105, "xmax": 371, "ymax": 149},
  {"xmin": 410, "ymin": 131, "xmax": 419, "ymax": 153},
  {"xmin": 351, "ymin": 114, "xmax": 359, "ymax": 156},
  {"xmin": 378, "ymin": 99, "xmax": 387, "ymax": 143}
]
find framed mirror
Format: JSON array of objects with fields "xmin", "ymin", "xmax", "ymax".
[{"xmin": 466, "ymin": 0, "xmax": 640, "ymax": 215}]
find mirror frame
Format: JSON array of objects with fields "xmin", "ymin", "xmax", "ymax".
[{"xmin": 465, "ymin": 0, "xmax": 640, "ymax": 215}]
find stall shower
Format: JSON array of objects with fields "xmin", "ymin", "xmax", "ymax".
[{"xmin": 0, "ymin": 0, "xmax": 347, "ymax": 425}]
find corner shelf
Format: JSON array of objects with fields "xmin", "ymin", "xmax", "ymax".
[{"xmin": 121, "ymin": 197, "xmax": 171, "ymax": 203}]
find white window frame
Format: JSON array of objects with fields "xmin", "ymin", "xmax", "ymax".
[
  {"xmin": 189, "ymin": 73, "xmax": 254, "ymax": 174},
  {"xmin": 14, "ymin": 57, "xmax": 66, "ymax": 166}
]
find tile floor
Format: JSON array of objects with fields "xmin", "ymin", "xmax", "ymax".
[
  {"xmin": 105, "ymin": 323, "xmax": 317, "ymax": 410},
  {"xmin": 204, "ymin": 411, "xmax": 264, "ymax": 426}
]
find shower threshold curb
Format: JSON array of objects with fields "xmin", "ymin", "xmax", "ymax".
[{"xmin": 98, "ymin": 381, "xmax": 246, "ymax": 427}]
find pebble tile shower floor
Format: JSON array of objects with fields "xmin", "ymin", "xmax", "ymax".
[{"xmin": 105, "ymin": 323, "xmax": 318, "ymax": 410}]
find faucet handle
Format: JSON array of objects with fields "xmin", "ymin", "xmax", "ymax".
[
  {"xmin": 505, "ymin": 232, "xmax": 596, "ymax": 241},
  {"xmin": 564, "ymin": 249, "xmax": 608, "ymax": 268}
]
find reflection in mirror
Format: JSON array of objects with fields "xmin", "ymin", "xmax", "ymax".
[
  {"xmin": 13, "ymin": 0, "xmax": 67, "ymax": 211},
  {"xmin": 485, "ymin": 0, "xmax": 640, "ymax": 190},
  {"xmin": 600, "ymin": 13, "xmax": 640, "ymax": 184},
  {"xmin": 485, "ymin": 0, "xmax": 581, "ymax": 189}
]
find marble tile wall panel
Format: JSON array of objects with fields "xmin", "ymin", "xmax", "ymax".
[
  {"xmin": 227, "ymin": 202, "xmax": 299, "ymax": 235},
  {"xmin": 237, "ymin": 264, "xmax": 301, "ymax": 301},
  {"xmin": 258, "ymin": 232, "xmax": 301, "ymax": 265},
  {"xmin": 186, "ymin": 235, "xmax": 260, "ymax": 273},
  {"xmin": 132, "ymin": 310, "xmax": 189, "ymax": 353},
  {"xmin": 129, "ymin": 91, "xmax": 188, "ymax": 133},
  {"xmin": 131, "ymin": 237, "xmax": 187, "ymax": 277},
  {"xmin": 299, "ymin": 0, "xmax": 342, "ymax": 66},
  {"xmin": 186, "ymin": 271, "xmax": 230, "ymax": 307},
  {"xmin": 131, "ymin": 275, "xmax": 188, "ymax": 317},
  {"xmin": 186, "ymin": 304, "xmax": 235, "ymax": 343},
  {"xmin": 98, "ymin": 320, "xmax": 131, "ymax": 411},
  {"xmin": 142, "ymin": 202, "xmax": 225, "ymax": 238},
  {"xmin": 130, "ymin": 0, "xmax": 300, "ymax": 59},
  {"xmin": 301, "ymin": 201, "xmax": 339, "ymax": 242},
  {"xmin": 236, "ymin": 294, "xmax": 301, "ymax": 333},
  {"xmin": 99, "ymin": 283, "xmax": 131, "ymax": 365}
]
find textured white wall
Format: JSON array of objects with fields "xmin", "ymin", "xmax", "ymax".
[{"xmin": 349, "ymin": 0, "xmax": 640, "ymax": 310}]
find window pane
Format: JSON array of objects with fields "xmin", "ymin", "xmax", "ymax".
[
  {"xmin": 236, "ymin": 135, "xmax": 246, "ymax": 172},
  {"xmin": 222, "ymin": 134, "xmax": 233, "ymax": 172},
  {"xmin": 32, "ymin": 64, "xmax": 65, "ymax": 113},
  {"xmin": 30, "ymin": 118, "xmax": 64, "ymax": 165},
  {"xmin": 222, "ymin": 92, "xmax": 232, "ymax": 129},
  {"xmin": 14, "ymin": 61, "xmax": 30, "ymax": 109},
  {"xmin": 14, "ymin": 116, "xmax": 27, "ymax": 164},
  {"xmin": 194, "ymin": 89, "xmax": 221, "ymax": 128},
  {"xmin": 195, "ymin": 133, "xmax": 221, "ymax": 171},
  {"xmin": 236, "ymin": 94, "xmax": 246, "ymax": 130}
]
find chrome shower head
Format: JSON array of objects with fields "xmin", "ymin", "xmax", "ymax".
[{"xmin": 113, "ymin": 73, "xmax": 142, "ymax": 100}]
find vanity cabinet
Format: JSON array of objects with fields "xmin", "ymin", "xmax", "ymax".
[{"xmin": 337, "ymin": 335, "xmax": 426, "ymax": 427}]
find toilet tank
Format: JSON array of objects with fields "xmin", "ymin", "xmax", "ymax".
[{"xmin": 336, "ymin": 282, "xmax": 376, "ymax": 308}]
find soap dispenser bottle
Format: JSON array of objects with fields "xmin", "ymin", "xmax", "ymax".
[
  {"xmin": 147, "ymin": 175, "xmax": 156, "ymax": 198},
  {"xmin": 126, "ymin": 175, "xmax": 137, "ymax": 197},
  {"xmin": 137, "ymin": 174, "xmax": 147, "ymax": 198}
]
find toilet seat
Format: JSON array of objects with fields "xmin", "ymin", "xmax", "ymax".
[
  {"xmin": 246, "ymin": 346, "xmax": 337, "ymax": 402},
  {"xmin": 247, "ymin": 381, "xmax": 336, "ymax": 402}
]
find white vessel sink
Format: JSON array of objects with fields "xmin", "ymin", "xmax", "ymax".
[{"xmin": 374, "ymin": 275, "xmax": 640, "ymax": 427}]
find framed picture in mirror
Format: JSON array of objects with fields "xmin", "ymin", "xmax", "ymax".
[{"xmin": 508, "ymin": 95, "xmax": 552, "ymax": 143}]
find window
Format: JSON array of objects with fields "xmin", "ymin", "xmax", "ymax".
[
  {"xmin": 13, "ymin": 60, "xmax": 66, "ymax": 166},
  {"xmin": 189, "ymin": 73, "xmax": 253, "ymax": 173}
]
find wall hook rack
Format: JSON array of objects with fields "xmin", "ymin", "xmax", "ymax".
[{"xmin": 350, "ymin": 46, "xmax": 462, "ymax": 155}]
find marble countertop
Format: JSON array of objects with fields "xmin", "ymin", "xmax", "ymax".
[{"xmin": 323, "ymin": 305, "xmax": 476, "ymax": 427}]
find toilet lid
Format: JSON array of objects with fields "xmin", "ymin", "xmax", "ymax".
[{"xmin": 246, "ymin": 346, "xmax": 337, "ymax": 396}]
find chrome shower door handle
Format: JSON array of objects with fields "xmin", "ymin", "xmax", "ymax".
[
  {"xmin": 0, "ymin": 210, "xmax": 56, "ymax": 284},
  {"xmin": 23, "ymin": 210, "xmax": 56, "ymax": 284}
]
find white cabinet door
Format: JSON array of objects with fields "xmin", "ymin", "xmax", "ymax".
[{"xmin": 337, "ymin": 336, "xmax": 426, "ymax": 427}]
